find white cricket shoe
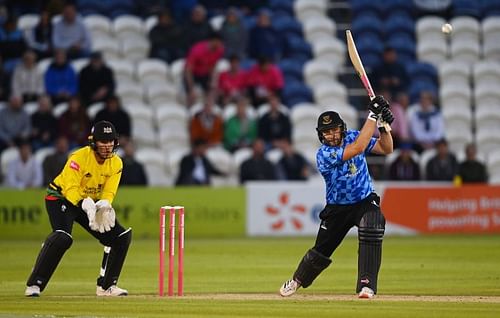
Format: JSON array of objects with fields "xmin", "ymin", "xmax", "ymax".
[
  {"xmin": 96, "ymin": 285, "xmax": 128, "ymax": 296},
  {"xmin": 358, "ymin": 286, "xmax": 374, "ymax": 299},
  {"xmin": 25, "ymin": 285, "xmax": 40, "ymax": 297},
  {"xmin": 279, "ymin": 279, "xmax": 300, "ymax": 297}
]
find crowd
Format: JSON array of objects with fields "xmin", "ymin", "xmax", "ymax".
[{"xmin": 0, "ymin": 0, "xmax": 488, "ymax": 188}]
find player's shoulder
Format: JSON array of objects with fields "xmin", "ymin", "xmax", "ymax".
[
  {"xmin": 110, "ymin": 153, "xmax": 123, "ymax": 169},
  {"xmin": 70, "ymin": 146, "xmax": 92, "ymax": 160}
]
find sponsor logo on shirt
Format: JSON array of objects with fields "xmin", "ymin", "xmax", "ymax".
[{"xmin": 70, "ymin": 160, "xmax": 80, "ymax": 171}]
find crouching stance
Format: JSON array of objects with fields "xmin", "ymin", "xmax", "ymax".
[
  {"xmin": 25, "ymin": 121, "xmax": 132, "ymax": 297},
  {"xmin": 280, "ymin": 96, "xmax": 394, "ymax": 299}
]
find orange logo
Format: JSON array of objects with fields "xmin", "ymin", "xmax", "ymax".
[{"xmin": 265, "ymin": 192, "xmax": 307, "ymax": 231}]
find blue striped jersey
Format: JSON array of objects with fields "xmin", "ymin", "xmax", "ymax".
[{"xmin": 316, "ymin": 130, "xmax": 377, "ymax": 205}]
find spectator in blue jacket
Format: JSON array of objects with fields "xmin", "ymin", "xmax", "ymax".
[
  {"xmin": 44, "ymin": 49, "xmax": 78, "ymax": 105},
  {"xmin": 247, "ymin": 9, "xmax": 280, "ymax": 61}
]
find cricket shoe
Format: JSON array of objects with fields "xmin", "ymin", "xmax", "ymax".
[
  {"xmin": 279, "ymin": 279, "xmax": 300, "ymax": 297},
  {"xmin": 358, "ymin": 286, "xmax": 374, "ymax": 299},
  {"xmin": 96, "ymin": 285, "xmax": 128, "ymax": 296},
  {"xmin": 25, "ymin": 285, "xmax": 40, "ymax": 297}
]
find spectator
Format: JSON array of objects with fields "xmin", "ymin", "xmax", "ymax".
[
  {"xmin": 78, "ymin": 51, "xmax": 115, "ymax": 107},
  {"xmin": 409, "ymin": 91, "xmax": 445, "ymax": 153},
  {"xmin": 175, "ymin": 139, "xmax": 224, "ymax": 185},
  {"xmin": 0, "ymin": 95, "xmax": 31, "ymax": 153},
  {"xmin": 371, "ymin": 47, "xmax": 409, "ymax": 97},
  {"xmin": 42, "ymin": 135, "xmax": 69, "ymax": 186},
  {"xmin": 246, "ymin": 56, "xmax": 284, "ymax": 106},
  {"xmin": 217, "ymin": 54, "xmax": 247, "ymax": 105},
  {"xmin": 247, "ymin": 9, "xmax": 280, "ymax": 61},
  {"xmin": 223, "ymin": 96, "xmax": 257, "ymax": 152},
  {"xmin": 190, "ymin": 94, "xmax": 224, "ymax": 147},
  {"xmin": 6, "ymin": 138, "xmax": 42, "ymax": 189},
  {"xmin": 31, "ymin": 94, "xmax": 58, "ymax": 151},
  {"xmin": 0, "ymin": 55, "xmax": 12, "ymax": 101},
  {"xmin": 388, "ymin": 142, "xmax": 420, "ymax": 180},
  {"xmin": 52, "ymin": 2, "xmax": 91, "ymax": 59},
  {"xmin": 11, "ymin": 50, "xmax": 44, "ymax": 102},
  {"xmin": 58, "ymin": 96, "xmax": 91, "ymax": 148},
  {"xmin": 184, "ymin": 32, "xmax": 225, "ymax": 106},
  {"xmin": 257, "ymin": 94, "xmax": 291, "ymax": 150},
  {"xmin": 148, "ymin": 10, "xmax": 184, "ymax": 64},
  {"xmin": 390, "ymin": 91, "xmax": 411, "ymax": 148},
  {"xmin": 0, "ymin": 16, "xmax": 26, "ymax": 67},
  {"xmin": 182, "ymin": 5, "xmax": 214, "ymax": 52},
  {"xmin": 426, "ymin": 138, "xmax": 458, "ymax": 181},
  {"xmin": 44, "ymin": 49, "xmax": 78, "ymax": 105},
  {"xmin": 456, "ymin": 143, "xmax": 488, "ymax": 184},
  {"xmin": 24, "ymin": 10, "xmax": 53, "ymax": 59},
  {"xmin": 276, "ymin": 140, "xmax": 310, "ymax": 180},
  {"xmin": 120, "ymin": 141, "xmax": 147, "ymax": 186},
  {"xmin": 93, "ymin": 95, "xmax": 131, "ymax": 143},
  {"xmin": 240, "ymin": 138, "xmax": 277, "ymax": 183},
  {"xmin": 220, "ymin": 7, "xmax": 248, "ymax": 59}
]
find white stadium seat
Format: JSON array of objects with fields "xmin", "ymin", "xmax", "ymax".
[
  {"xmin": 303, "ymin": 59, "xmax": 337, "ymax": 88},
  {"xmin": 120, "ymin": 36, "xmax": 150, "ymax": 62},
  {"xmin": 450, "ymin": 16, "xmax": 480, "ymax": 43},
  {"xmin": 313, "ymin": 81, "xmax": 348, "ymax": 106},
  {"xmin": 294, "ymin": 0, "xmax": 328, "ymax": 23},
  {"xmin": 302, "ymin": 16, "xmax": 336, "ymax": 43},
  {"xmin": 135, "ymin": 148, "xmax": 170, "ymax": 186},
  {"xmin": 136, "ymin": 59, "xmax": 171, "ymax": 84},
  {"xmin": 113, "ymin": 15, "xmax": 144, "ymax": 40},
  {"xmin": 312, "ymin": 37, "xmax": 346, "ymax": 67}
]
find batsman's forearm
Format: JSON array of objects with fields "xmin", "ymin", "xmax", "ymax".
[
  {"xmin": 352, "ymin": 117, "xmax": 377, "ymax": 154},
  {"xmin": 378, "ymin": 131, "xmax": 393, "ymax": 154}
]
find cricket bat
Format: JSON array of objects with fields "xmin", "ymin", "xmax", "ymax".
[{"xmin": 346, "ymin": 30, "xmax": 391, "ymax": 132}]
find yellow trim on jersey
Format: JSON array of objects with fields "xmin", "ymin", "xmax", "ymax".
[{"xmin": 51, "ymin": 146, "xmax": 123, "ymax": 206}]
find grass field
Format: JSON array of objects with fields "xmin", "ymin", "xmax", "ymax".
[{"xmin": 1, "ymin": 235, "xmax": 500, "ymax": 317}]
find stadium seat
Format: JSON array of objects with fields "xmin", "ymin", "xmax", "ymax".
[
  {"xmin": 351, "ymin": 14, "xmax": 384, "ymax": 40},
  {"xmin": 269, "ymin": 0, "xmax": 295, "ymax": 17},
  {"xmin": 278, "ymin": 58, "xmax": 304, "ymax": 82},
  {"xmin": 166, "ymin": 148, "xmax": 190, "ymax": 181},
  {"xmin": 53, "ymin": 103, "xmax": 69, "ymax": 118},
  {"xmin": 474, "ymin": 82, "xmax": 500, "ymax": 110},
  {"xmin": 439, "ymin": 82, "xmax": 471, "ymax": 109},
  {"xmin": 282, "ymin": 81, "xmax": 314, "ymax": 108},
  {"xmin": 120, "ymin": 36, "xmax": 150, "ymax": 62},
  {"xmin": 232, "ymin": 147, "xmax": 253, "ymax": 173},
  {"xmin": 384, "ymin": 148, "xmax": 420, "ymax": 177},
  {"xmin": 209, "ymin": 15, "xmax": 225, "ymax": 31},
  {"xmin": 417, "ymin": 39, "xmax": 448, "ymax": 67},
  {"xmin": 143, "ymin": 15, "xmax": 158, "ymax": 33},
  {"xmin": 84, "ymin": 14, "xmax": 112, "ymax": 39},
  {"xmin": 476, "ymin": 129, "xmax": 500, "ymax": 156},
  {"xmin": 206, "ymin": 146, "xmax": 235, "ymax": 176},
  {"xmin": 34, "ymin": 147, "xmax": 55, "ymax": 165},
  {"xmin": 145, "ymin": 83, "xmax": 178, "ymax": 107},
  {"xmin": 107, "ymin": 59, "xmax": 135, "ymax": 83},
  {"xmin": 384, "ymin": 14, "xmax": 415, "ymax": 40},
  {"xmin": 23, "ymin": 102, "xmax": 38, "ymax": 115},
  {"xmin": 387, "ymin": 33, "xmax": 416, "ymax": 64},
  {"xmin": 222, "ymin": 103, "xmax": 257, "ymax": 121},
  {"xmin": 125, "ymin": 104, "xmax": 157, "ymax": 148},
  {"xmin": 0, "ymin": 147, "xmax": 19, "ymax": 182},
  {"xmin": 418, "ymin": 148, "xmax": 437, "ymax": 180},
  {"xmin": 112, "ymin": 15, "xmax": 144, "ymax": 40},
  {"xmin": 319, "ymin": 103, "xmax": 359, "ymax": 130},
  {"xmin": 17, "ymin": 14, "xmax": 40, "ymax": 32},
  {"xmin": 169, "ymin": 58, "xmax": 185, "ymax": 86},
  {"xmin": 71, "ymin": 58, "xmax": 89, "ymax": 73},
  {"xmin": 486, "ymin": 149, "xmax": 500, "ymax": 184},
  {"xmin": 135, "ymin": 148, "xmax": 170, "ymax": 186},
  {"xmin": 416, "ymin": 16, "xmax": 447, "ymax": 43},
  {"xmin": 472, "ymin": 60, "xmax": 500, "ymax": 87},
  {"xmin": 290, "ymin": 104, "xmax": 321, "ymax": 131},
  {"xmin": 285, "ymin": 35, "xmax": 313, "ymax": 62},
  {"xmin": 311, "ymin": 37, "xmax": 346, "ymax": 67},
  {"xmin": 302, "ymin": 16, "xmax": 336, "ymax": 43},
  {"xmin": 136, "ymin": 59, "xmax": 171, "ymax": 84},
  {"xmin": 439, "ymin": 61, "xmax": 471, "ymax": 87},
  {"xmin": 273, "ymin": 15, "xmax": 303, "ymax": 39},
  {"xmin": 482, "ymin": 16, "xmax": 500, "ymax": 47},
  {"xmin": 116, "ymin": 82, "xmax": 143, "ymax": 105},
  {"xmin": 450, "ymin": 40, "xmax": 480, "ymax": 64},
  {"xmin": 452, "ymin": 0, "xmax": 481, "ymax": 18},
  {"xmin": 303, "ymin": 59, "xmax": 337, "ymax": 88},
  {"xmin": 409, "ymin": 81, "xmax": 438, "ymax": 103},
  {"xmin": 91, "ymin": 35, "xmax": 121, "ymax": 60},
  {"xmin": 313, "ymin": 81, "xmax": 348, "ymax": 106},
  {"xmin": 294, "ymin": 0, "xmax": 328, "ymax": 23},
  {"xmin": 36, "ymin": 58, "xmax": 52, "ymax": 75},
  {"xmin": 293, "ymin": 124, "xmax": 319, "ymax": 151},
  {"xmin": 445, "ymin": 125, "xmax": 473, "ymax": 155},
  {"xmin": 450, "ymin": 16, "xmax": 480, "ymax": 43},
  {"xmin": 406, "ymin": 62, "xmax": 438, "ymax": 87},
  {"xmin": 350, "ymin": 0, "xmax": 383, "ymax": 19},
  {"xmin": 475, "ymin": 106, "xmax": 500, "ymax": 134}
]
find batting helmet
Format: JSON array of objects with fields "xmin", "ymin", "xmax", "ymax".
[
  {"xmin": 88, "ymin": 120, "xmax": 119, "ymax": 151},
  {"xmin": 316, "ymin": 111, "xmax": 346, "ymax": 144}
]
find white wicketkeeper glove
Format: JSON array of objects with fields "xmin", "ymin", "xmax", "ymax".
[
  {"xmin": 94, "ymin": 199, "xmax": 116, "ymax": 233},
  {"xmin": 81, "ymin": 197, "xmax": 98, "ymax": 231}
]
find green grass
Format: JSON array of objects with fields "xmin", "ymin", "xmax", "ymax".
[{"xmin": 1, "ymin": 235, "xmax": 500, "ymax": 317}]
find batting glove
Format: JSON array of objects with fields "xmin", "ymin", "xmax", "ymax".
[
  {"xmin": 81, "ymin": 197, "xmax": 97, "ymax": 230},
  {"xmin": 378, "ymin": 107, "xmax": 395, "ymax": 133},
  {"xmin": 367, "ymin": 95, "xmax": 389, "ymax": 121}
]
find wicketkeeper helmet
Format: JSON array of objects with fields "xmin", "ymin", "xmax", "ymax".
[
  {"xmin": 316, "ymin": 111, "xmax": 346, "ymax": 144},
  {"xmin": 88, "ymin": 120, "xmax": 119, "ymax": 151}
]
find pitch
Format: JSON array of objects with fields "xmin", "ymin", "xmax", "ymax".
[{"xmin": 1, "ymin": 236, "xmax": 500, "ymax": 317}]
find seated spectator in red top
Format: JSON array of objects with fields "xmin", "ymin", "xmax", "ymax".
[
  {"xmin": 58, "ymin": 96, "xmax": 91, "ymax": 148},
  {"xmin": 189, "ymin": 94, "xmax": 224, "ymax": 147},
  {"xmin": 246, "ymin": 56, "xmax": 284, "ymax": 106},
  {"xmin": 217, "ymin": 55, "xmax": 247, "ymax": 105},
  {"xmin": 184, "ymin": 32, "xmax": 225, "ymax": 106}
]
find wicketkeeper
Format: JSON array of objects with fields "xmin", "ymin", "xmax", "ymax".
[
  {"xmin": 280, "ymin": 96, "xmax": 394, "ymax": 299},
  {"xmin": 25, "ymin": 121, "xmax": 132, "ymax": 297}
]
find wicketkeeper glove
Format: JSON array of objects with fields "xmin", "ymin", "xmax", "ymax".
[
  {"xmin": 94, "ymin": 199, "xmax": 116, "ymax": 233},
  {"xmin": 367, "ymin": 95, "xmax": 389, "ymax": 121},
  {"xmin": 378, "ymin": 107, "xmax": 394, "ymax": 133},
  {"xmin": 81, "ymin": 197, "xmax": 97, "ymax": 230}
]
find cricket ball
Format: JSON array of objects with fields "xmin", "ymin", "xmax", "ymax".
[{"xmin": 442, "ymin": 23, "xmax": 453, "ymax": 34}]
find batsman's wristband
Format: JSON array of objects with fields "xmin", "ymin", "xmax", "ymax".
[{"xmin": 367, "ymin": 111, "xmax": 378, "ymax": 122}]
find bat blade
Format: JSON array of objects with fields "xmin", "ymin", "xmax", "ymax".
[{"xmin": 346, "ymin": 30, "xmax": 391, "ymax": 131}]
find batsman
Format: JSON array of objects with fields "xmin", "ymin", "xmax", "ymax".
[
  {"xmin": 280, "ymin": 96, "xmax": 394, "ymax": 299},
  {"xmin": 25, "ymin": 121, "xmax": 132, "ymax": 297}
]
